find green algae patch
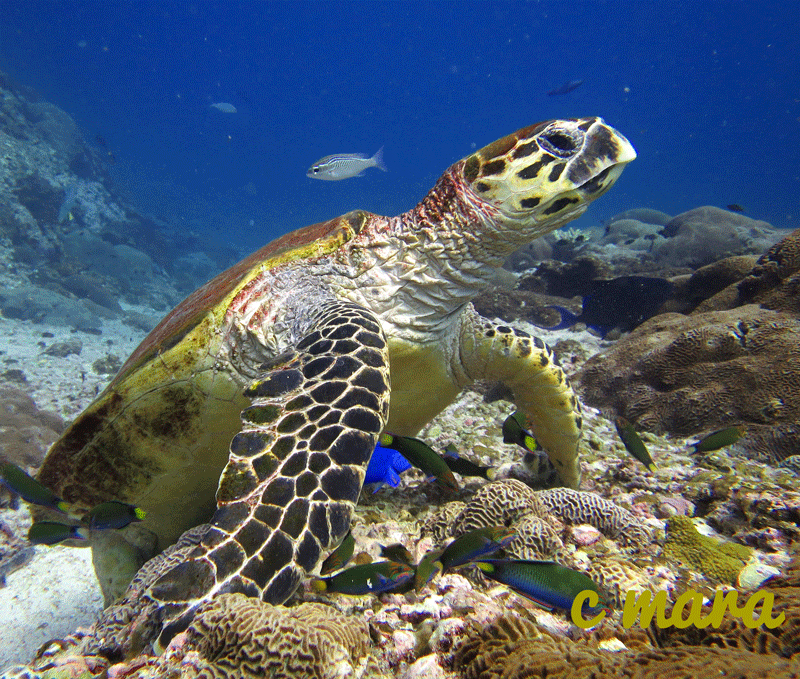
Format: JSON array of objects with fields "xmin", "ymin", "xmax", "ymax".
[{"xmin": 663, "ymin": 515, "xmax": 752, "ymax": 585}]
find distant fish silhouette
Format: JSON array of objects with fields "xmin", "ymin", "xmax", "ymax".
[
  {"xmin": 94, "ymin": 134, "xmax": 107, "ymax": 147},
  {"xmin": 538, "ymin": 276, "xmax": 673, "ymax": 338},
  {"xmin": 547, "ymin": 79, "xmax": 584, "ymax": 96},
  {"xmin": 726, "ymin": 204, "xmax": 745, "ymax": 213},
  {"xmin": 210, "ymin": 102, "xmax": 237, "ymax": 113}
]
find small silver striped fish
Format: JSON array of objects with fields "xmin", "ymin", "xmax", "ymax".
[{"xmin": 307, "ymin": 147, "xmax": 387, "ymax": 180}]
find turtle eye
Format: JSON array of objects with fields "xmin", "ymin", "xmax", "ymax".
[{"xmin": 539, "ymin": 128, "xmax": 582, "ymax": 159}]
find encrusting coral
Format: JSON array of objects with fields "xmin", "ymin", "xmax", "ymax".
[{"xmin": 663, "ymin": 515, "xmax": 752, "ymax": 584}]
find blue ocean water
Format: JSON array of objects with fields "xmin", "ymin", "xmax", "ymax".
[{"xmin": 1, "ymin": 0, "xmax": 798, "ymax": 256}]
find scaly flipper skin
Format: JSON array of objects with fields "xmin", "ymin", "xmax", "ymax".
[
  {"xmin": 454, "ymin": 305, "xmax": 582, "ymax": 488},
  {"xmin": 118, "ymin": 300, "xmax": 389, "ymax": 651}
]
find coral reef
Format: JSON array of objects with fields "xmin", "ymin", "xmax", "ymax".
[{"xmin": 576, "ymin": 304, "xmax": 800, "ymax": 449}]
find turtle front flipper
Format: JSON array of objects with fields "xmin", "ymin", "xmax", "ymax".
[
  {"xmin": 454, "ymin": 305, "xmax": 582, "ymax": 488},
  {"xmin": 137, "ymin": 300, "xmax": 389, "ymax": 651}
]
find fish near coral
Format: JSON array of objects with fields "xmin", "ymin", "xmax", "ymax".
[
  {"xmin": 1, "ymin": 463, "xmax": 69, "ymax": 513},
  {"xmin": 319, "ymin": 530, "xmax": 355, "ymax": 575},
  {"xmin": 28, "ymin": 521, "xmax": 89, "ymax": 545},
  {"xmin": 311, "ymin": 560, "xmax": 414, "ymax": 596},
  {"xmin": 476, "ymin": 559, "xmax": 609, "ymax": 615},
  {"xmin": 380, "ymin": 542, "xmax": 414, "ymax": 565},
  {"xmin": 443, "ymin": 444, "xmax": 496, "ymax": 480},
  {"xmin": 614, "ymin": 417, "xmax": 657, "ymax": 472},
  {"xmin": 82, "ymin": 501, "xmax": 146, "ymax": 530},
  {"xmin": 538, "ymin": 276, "xmax": 674, "ymax": 338},
  {"xmin": 364, "ymin": 443, "xmax": 412, "ymax": 490},
  {"xmin": 689, "ymin": 426, "xmax": 745, "ymax": 454},
  {"xmin": 439, "ymin": 526, "xmax": 517, "ymax": 571},
  {"xmin": 414, "ymin": 548, "xmax": 445, "ymax": 590},
  {"xmin": 379, "ymin": 433, "xmax": 459, "ymax": 495},
  {"xmin": 502, "ymin": 411, "xmax": 538, "ymax": 453}
]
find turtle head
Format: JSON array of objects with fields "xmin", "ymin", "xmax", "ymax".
[{"xmin": 460, "ymin": 117, "xmax": 636, "ymax": 243}]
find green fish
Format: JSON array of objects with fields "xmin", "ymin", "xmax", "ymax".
[
  {"xmin": 380, "ymin": 542, "xmax": 415, "ymax": 565},
  {"xmin": 311, "ymin": 560, "xmax": 415, "ymax": 596},
  {"xmin": 414, "ymin": 548, "xmax": 444, "ymax": 591},
  {"xmin": 442, "ymin": 444, "xmax": 496, "ymax": 480},
  {"xmin": 476, "ymin": 559, "xmax": 609, "ymax": 615},
  {"xmin": 440, "ymin": 526, "xmax": 517, "ymax": 571},
  {"xmin": 28, "ymin": 521, "xmax": 89, "ymax": 545},
  {"xmin": 502, "ymin": 411, "xmax": 538, "ymax": 453},
  {"xmin": 320, "ymin": 529, "xmax": 356, "ymax": 575},
  {"xmin": 81, "ymin": 501, "xmax": 146, "ymax": 530},
  {"xmin": 689, "ymin": 426, "xmax": 745, "ymax": 454},
  {"xmin": 614, "ymin": 417, "xmax": 657, "ymax": 472},
  {"xmin": 379, "ymin": 433, "xmax": 459, "ymax": 494},
  {"xmin": 1, "ymin": 463, "xmax": 69, "ymax": 513}
]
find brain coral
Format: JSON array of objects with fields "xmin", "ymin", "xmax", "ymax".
[
  {"xmin": 184, "ymin": 594, "xmax": 372, "ymax": 679},
  {"xmin": 576, "ymin": 304, "xmax": 800, "ymax": 451},
  {"xmin": 423, "ymin": 480, "xmax": 653, "ymax": 563}
]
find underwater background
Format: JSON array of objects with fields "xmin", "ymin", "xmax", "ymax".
[
  {"xmin": 3, "ymin": 1, "xmax": 800, "ymax": 676},
  {"xmin": 2, "ymin": 0, "xmax": 798, "ymax": 258}
]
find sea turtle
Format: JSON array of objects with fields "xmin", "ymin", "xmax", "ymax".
[{"xmin": 34, "ymin": 117, "xmax": 635, "ymax": 653}]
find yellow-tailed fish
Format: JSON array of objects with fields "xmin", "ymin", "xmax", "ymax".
[
  {"xmin": 28, "ymin": 521, "xmax": 89, "ymax": 545},
  {"xmin": 502, "ymin": 412, "xmax": 538, "ymax": 453},
  {"xmin": 476, "ymin": 559, "xmax": 609, "ymax": 615},
  {"xmin": 379, "ymin": 433, "xmax": 459, "ymax": 495},
  {"xmin": 614, "ymin": 417, "xmax": 657, "ymax": 472},
  {"xmin": 1, "ymin": 463, "xmax": 69, "ymax": 513},
  {"xmin": 689, "ymin": 426, "xmax": 745, "ymax": 454},
  {"xmin": 380, "ymin": 543, "xmax": 414, "ymax": 565},
  {"xmin": 320, "ymin": 530, "xmax": 356, "ymax": 575},
  {"xmin": 81, "ymin": 501, "xmax": 146, "ymax": 530},
  {"xmin": 442, "ymin": 444, "xmax": 496, "ymax": 480},
  {"xmin": 440, "ymin": 526, "xmax": 517, "ymax": 571},
  {"xmin": 414, "ymin": 548, "xmax": 444, "ymax": 591},
  {"xmin": 311, "ymin": 560, "xmax": 414, "ymax": 596}
]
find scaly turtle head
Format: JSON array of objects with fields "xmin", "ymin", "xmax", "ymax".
[{"xmin": 455, "ymin": 117, "xmax": 635, "ymax": 251}]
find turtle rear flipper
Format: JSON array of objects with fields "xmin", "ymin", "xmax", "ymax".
[{"xmin": 110, "ymin": 300, "xmax": 389, "ymax": 652}]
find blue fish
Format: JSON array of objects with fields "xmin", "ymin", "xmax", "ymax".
[
  {"xmin": 364, "ymin": 444, "xmax": 412, "ymax": 490},
  {"xmin": 538, "ymin": 276, "xmax": 673, "ymax": 338}
]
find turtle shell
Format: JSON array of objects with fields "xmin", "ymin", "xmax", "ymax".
[{"xmin": 34, "ymin": 211, "xmax": 367, "ymax": 553}]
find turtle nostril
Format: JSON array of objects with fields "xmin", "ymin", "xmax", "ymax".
[{"xmin": 539, "ymin": 129, "xmax": 582, "ymax": 159}]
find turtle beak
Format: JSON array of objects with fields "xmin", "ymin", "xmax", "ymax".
[{"xmin": 569, "ymin": 117, "xmax": 637, "ymax": 199}]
